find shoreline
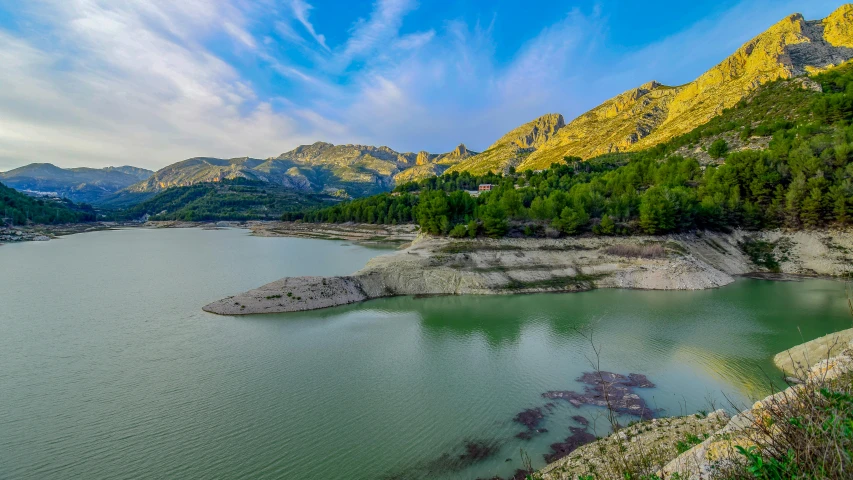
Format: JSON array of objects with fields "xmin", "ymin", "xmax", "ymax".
[
  {"xmin": 0, "ymin": 220, "xmax": 418, "ymax": 247},
  {"xmin": 203, "ymin": 228, "xmax": 853, "ymax": 316},
  {"xmin": 0, "ymin": 222, "xmax": 140, "ymax": 245},
  {"xmin": 144, "ymin": 220, "xmax": 418, "ymax": 246}
]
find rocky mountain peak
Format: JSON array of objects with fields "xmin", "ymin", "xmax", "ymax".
[
  {"xmin": 416, "ymin": 151, "xmax": 431, "ymax": 165},
  {"xmin": 451, "ymin": 144, "xmax": 469, "ymax": 157},
  {"xmin": 505, "ymin": 113, "xmax": 565, "ymax": 150},
  {"xmin": 507, "ymin": 6, "xmax": 853, "ymax": 171}
]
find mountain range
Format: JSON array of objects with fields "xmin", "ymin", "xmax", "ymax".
[
  {"xmin": 450, "ymin": 4, "xmax": 853, "ymax": 174},
  {"xmin": 124, "ymin": 142, "xmax": 475, "ymax": 199},
  {"xmin": 0, "ymin": 163, "xmax": 154, "ymax": 204},
  {"xmin": 4, "ymin": 5, "xmax": 853, "ymax": 208}
]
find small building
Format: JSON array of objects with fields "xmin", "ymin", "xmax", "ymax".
[{"xmin": 478, "ymin": 184, "xmax": 494, "ymax": 192}]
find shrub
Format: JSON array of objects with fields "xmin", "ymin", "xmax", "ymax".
[
  {"xmin": 604, "ymin": 244, "xmax": 667, "ymax": 259},
  {"xmin": 448, "ymin": 224, "xmax": 468, "ymax": 238},
  {"xmin": 708, "ymin": 139, "xmax": 729, "ymax": 158}
]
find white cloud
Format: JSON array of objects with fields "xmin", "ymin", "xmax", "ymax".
[
  {"xmin": 223, "ymin": 21, "xmax": 257, "ymax": 49},
  {"xmin": 340, "ymin": 0, "xmax": 418, "ymax": 62},
  {"xmin": 0, "ymin": 0, "xmax": 354, "ymax": 171},
  {"xmin": 1, "ymin": 0, "xmax": 844, "ymax": 173},
  {"xmin": 290, "ymin": 0, "xmax": 330, "ymax": 51},
  {"xmin": 393, "ymin": 30, "xmax": 436, "ymax": 50}
]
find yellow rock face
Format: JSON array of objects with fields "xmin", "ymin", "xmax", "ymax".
[
  {"xmin": 446, "ymin": 113, "xmax": 565, "ymax": 175},
  {"xmin": 824, "ymin": 3, "xmax": 853, "ymax": 47},
  {"xmin": 496, "ymin": 5, "xmax": 853, "ymax": 172}
]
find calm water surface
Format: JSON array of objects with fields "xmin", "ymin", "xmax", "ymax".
[{"xmin": 1, "ymin": 228, "xmax": 851, "ymax": 480}]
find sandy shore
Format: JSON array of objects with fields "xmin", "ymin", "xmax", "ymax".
[{"xmin": 203, "ymin": 228, "xmax": 853, "ymax": 315}]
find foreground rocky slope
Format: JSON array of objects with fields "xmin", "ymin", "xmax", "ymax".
[
  {"xmin": 203, "ymin": 229, "xmax": 853, "ymax": 315},
  {"xmin": 535, "ymin": 333, "xmax": 853, "ymax": 479}
]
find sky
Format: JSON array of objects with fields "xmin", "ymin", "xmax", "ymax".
[{"xmin": 0, "ymin": 0, "xmax": 846, "ymax": 172}]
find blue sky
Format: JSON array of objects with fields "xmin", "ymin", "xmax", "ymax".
[{"xmin": 0, "ymin": 0, "xmax": 845, "ymax": 171}]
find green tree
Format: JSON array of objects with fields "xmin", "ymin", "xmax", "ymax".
[
  {"xmin": 415, "ymin": 190, "xmax": 450, "ymax": 235},
  {"xmin": 800, "ymin": 187, "xmax": 824, "ymax": 228},
  {"xmin": 708, "ymin": 139, "xmax": 729, "ymax": 159},
  {"xmin": 554, "ymin": 206, "xmax": 589, "ymax": 235},
  {"xmin": 448, "ymin": 224, "xmax": 467, "ymax": 238},
  {"xmin": 499, "ymin": 188, "xmax": 523, "ymax": 217},
  {"xmin": 467, "ymin": 219, "xmax": 479, "ymax": 238},
  {"xmin": 639, "ymin": 186, "xmax": 676, "ymax": 234},
  {"xmin": 594, "ymin": 215, "xmax": 615, "ymax": 235},
  {"xmin": 480, "ymin": 203, "xmax": 508, "ymax": 238},
  {"xmin": 529, "ymin": 196, "xmax": 548, "ymax": 220}
]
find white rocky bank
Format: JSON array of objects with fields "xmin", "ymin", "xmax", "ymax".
[{"xmin": 203, "ymin": 229, "xmax": 853, "ymax": 315}]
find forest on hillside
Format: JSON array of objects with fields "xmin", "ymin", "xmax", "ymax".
[
  {"xmin": 0, "ymin": 182, "xmax": 96, "ymax": 225},
  {"xmin": 287, "ymin": 64, "xmax": 853, "ymax": 238},
  {"xmin": 121, "ymin": 179, "xmax": 336, "ymax": 222}
]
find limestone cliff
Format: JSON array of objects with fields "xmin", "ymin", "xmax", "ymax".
[
  {"xmin": 481, "ymin": 5, "xmax": 853, "ymax": 171},
  {"xmin": 446, "ymin": 114, "xmax": 565, "ymax": 175},
  {"xmin": 393, "ymin": 143, "xmax": 476, "ymax": 183}
]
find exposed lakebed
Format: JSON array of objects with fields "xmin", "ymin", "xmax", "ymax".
[{"xmin": 1, "ymin": 227, "xmax": 852, "ymax": 480}]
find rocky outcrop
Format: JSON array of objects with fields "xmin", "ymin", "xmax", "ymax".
[
  {"xmin": 446, "ymin": 114, "xmax": 565, "ymax": 175},
  {"xmin": 393, "ymin": 143, "xmax": 477, "ymax": 183},
  {"xmin": 498, "ymin": 5, "xmax": 853, "ymax": 171},
  {"xmin": 774, "ymin": 327, "xmax": 853, "ymax": 376},
  {"xmin": 657, "ymin": 338, "xmax": 853, "ymax": 479},
  {"xmin": 202, "ymin": 229, "xmax": 853, "ymax": 316},
  {"xmin": 538, "ymin": 410, "xmax": 731, "ymax": 480},
  {"xmin": 537, "ymin": 339, "xmax": 853, "ymax": 480}
]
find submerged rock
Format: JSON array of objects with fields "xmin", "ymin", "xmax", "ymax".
[
  {"xmin": 571, "ymin": 415, "xmax": 589, "ymax": 426},
  {"xmin": 513, "ymin": 407, "xmax": 545, "ymax": 430},
  {"xmin": 544, "ymin": 427, "xmax": 597, "ymax": 463},
  {"xmin": 543, "ymin": 371, "xmax": 657, "ymax": 420}
]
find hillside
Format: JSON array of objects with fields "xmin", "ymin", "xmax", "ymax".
[
  {"xmin": 120, "ymin": 179, "xmax": 337, "ymax": 222},
  {"xmin": 299, "ymin": 59, "xmax": 853, "ymax": 239},
  {"xmin": 445, "ymin": 114, "xmax": 564, "ymax": 175},
  {"xmin": 0, "ymin": 163, "xmax": 154, "ymax": 204},
  {"xmin": 0, "ymin": 181, "xmax": 96, "ymax": 225},
  {"xmin": 125, "ymin": 143, "xmax": 475, "ymax": 200},
  {"xmin": 445, "ymin": 5, "xmax": 853, "ymax": 175}
]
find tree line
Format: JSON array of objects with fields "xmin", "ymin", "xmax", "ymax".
[
  {"xmin": 1, "ymin": 182, "xmax": 96, "ymax": 225},
  {"xmin": 288, "ymin": 64, "xmax": 853, "ymax": 238}
]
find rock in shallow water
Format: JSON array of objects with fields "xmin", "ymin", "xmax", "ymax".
[{"xmin": 543, "ymin": 371, "xmax": 657, "ymax": 420}]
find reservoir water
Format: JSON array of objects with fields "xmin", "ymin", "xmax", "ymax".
[{"xmin": 1, "ymin": 227, "xmax": 851, "ymax": 480}]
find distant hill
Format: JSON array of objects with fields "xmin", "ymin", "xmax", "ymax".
[
  {"xmin": 124, "ymin": 143, "xmax": 475, "ymax": 199},
  {"xmin": 120, "ymin": 178, "xmax": 338, "ymax": 222},
  {"xmin": 448, "ymin": 4, "xmax": 853, "ymax": 174},
  {"xmin": 1, "ymin": 181, "xmax": 96, "ymax": 225},
  {"xmin": 0, "ymin": 163, "xmax": 154, "ymax": 204}
]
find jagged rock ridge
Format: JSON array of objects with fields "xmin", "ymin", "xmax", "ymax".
[
  {"xmin": 446, "ymin": 113, "xmax": 565, "ymax": 175},
  {"xmin": 126, "ymin": 142, "xmax": 476, "ymax": 198},
  {"xmin": 446, "ymin": 4, "xmax": 853, "ymax": 173}
]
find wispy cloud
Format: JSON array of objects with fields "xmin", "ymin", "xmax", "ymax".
[
  {"xmin": 340, "ymin": 0, "xmax": 418, "ymax": 62},
  {"xmin": 0, "ymin": 0, "xmax": 843, "ymax": 172},
  {"xmin": 290, "ymin": 0, "xmax": 330, "ymax": 51},
  {"xmin": 0, "ymin": 0, "xmax": 349, "ymax": 170}
]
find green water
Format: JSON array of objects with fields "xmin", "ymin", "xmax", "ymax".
[{"xmin": 1, "ymin": 228, "xmax": 850, "ymax": 480}]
